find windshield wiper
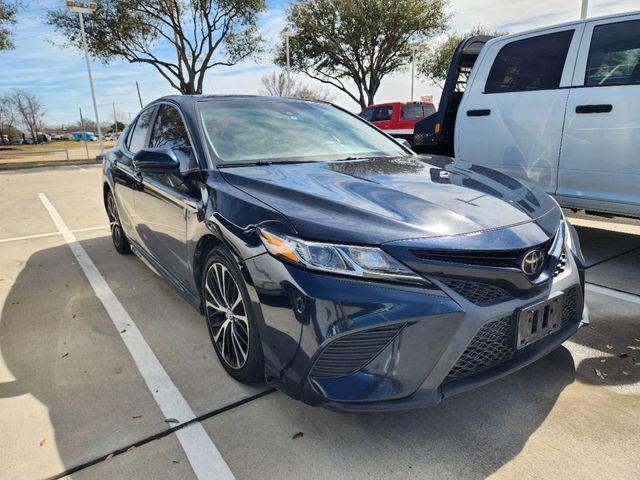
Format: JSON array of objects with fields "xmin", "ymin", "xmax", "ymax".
[{"xmin": 218, "ymin": 160, "xmax": 272, "ymax": 168}]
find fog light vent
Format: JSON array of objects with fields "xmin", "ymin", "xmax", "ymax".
[{"xmin": 310, "ymin": 324, "xmax": 405, "ymax": 379}]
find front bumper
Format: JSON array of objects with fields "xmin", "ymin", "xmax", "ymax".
[{"xmin": 243, "ymin": 236, "xmax": 586, "ymax": 412}]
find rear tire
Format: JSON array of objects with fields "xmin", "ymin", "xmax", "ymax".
[
  {"xmin": 106, "ymin": 190, "xmax": 131, "ymax": 255},
  {"xmin": 202, "ymin": 248, "xmax": 265, "ymax": 383}
]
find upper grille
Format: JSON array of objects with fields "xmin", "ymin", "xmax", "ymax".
[
  {"xmin": 411, "ymin": 238, "xmax": 554, "ymax": 270},
  {"xmin": 553, "ymin": 251, "xmax": 567, "ymax": 277},
  {"xmin": 310, "ymin": 323, "xmax": 405, "ymax": 379},
  {"xmin": 441, "ymin": 278, "xmax": 512, "ymax": 306},
  {"xmin": 445, "ymin": 314, "xmax": 516, "ymax": 380}
]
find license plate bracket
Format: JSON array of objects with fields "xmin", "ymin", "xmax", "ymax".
[{"xmin": 516, "ymin": 293, "xmax": 565, "ymax": 350}]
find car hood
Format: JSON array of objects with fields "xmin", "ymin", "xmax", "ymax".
[{"xmin": 219, "ymin": 155, "xmax": 561, "ymax": 245}]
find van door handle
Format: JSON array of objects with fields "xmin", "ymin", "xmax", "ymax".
[
  {"xmin": 466, "ymin": 109, "xmax": 491, "ymax": 117},
  {"xmin": 575, "ymin": 104, "xmax": 613, "ymax": 114}
]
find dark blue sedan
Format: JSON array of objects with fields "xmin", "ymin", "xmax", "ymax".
[{"xmin": 102, "ymin": 95, "xmax": 588, "ymax": 411}]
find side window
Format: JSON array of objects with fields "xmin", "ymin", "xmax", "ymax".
[
  {"xmin": 485, "ymin": 30, "xmax": 574, "ymax": 93},
  {"xmin": 586, "ymin": 19, "xmax": 640, "ymax": 86},
  {"xmin": 372, "ymin": 106, "xmax": 392, "ymax": 122},
  {"xmin": 149, "ymin": 104, "xmax": 198, "ymax": 172},
  {"xmin": 360, "ymin": 108, "xmax": 374, "ymax": 121},
  {"xmin": 401, "ymin": 105, "xmax": 424, "ymax": 120},
  {"xmin": 423, "ymin": 104, "xmax": 436, "ymax": 117},
  {"xmin": 127, "ymin": 108, "xmax": 155, "ymax": 153}
]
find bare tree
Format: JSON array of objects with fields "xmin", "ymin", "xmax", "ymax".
[
  {"xmin": 260, "ymin": 71, "xmax": 333, "ymax": 102},
  {"xmin": 6, "ymin": 90, "xmax": 46, "ymax": 144},
  {"xmin": 47, "ymin": 0, "xmax": 266, "ymax": 95},
  {"xmin": 0, "ymin": 96, "xmax": 17, "ymax": 145}
]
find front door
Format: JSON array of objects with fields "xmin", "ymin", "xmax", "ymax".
[
  {"xmin": 557, "ymin": 15, "xmax": 640, "ymax": 217},
  {"xmin": 133, "ymin": 103, "xmax": 200, "ymax": 288},
  {"xmin": 455, "ymin": 26, "xmax": 583, "ymax": 194}
]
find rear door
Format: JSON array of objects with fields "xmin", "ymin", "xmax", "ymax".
[
  {"xmin": 370, "ymin": 104, "xmax": 394, "ymax": 131},
  {"xmin": 455, "ymin": 25, "xmax": 583, "ymax": 194},
  {"xmin": 557, "ymin": 14, "xmax": 640, "ymax": 216}
]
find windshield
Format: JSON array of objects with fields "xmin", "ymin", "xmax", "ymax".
[{"xmin": 198, "ymin": 98, "xmax": 407, "ymax": 164}]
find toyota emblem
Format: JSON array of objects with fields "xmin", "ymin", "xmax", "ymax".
[{"xmin": 521, "ymin": 249, "xmax": 545, "ymax": 275}]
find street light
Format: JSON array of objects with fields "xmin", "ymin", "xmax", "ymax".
[
  {"xmin": 66, "ymin": 1, "xmax": 104, "ymax": 158},
  {"xmin": 282, "ymin": 29, "xmax": 298, "ymax": 96},
  {"xmin": 580, "ymin": 0, "xmax": 589, "ymax": 19}
]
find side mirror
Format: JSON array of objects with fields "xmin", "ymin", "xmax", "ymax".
[
  {"xmin": 397, "ymin": 138, "xmax": 413, "ymax": 150},
  {"xmin": 133, "ymin": 148, "xmax": 180, "ymax": 172}
]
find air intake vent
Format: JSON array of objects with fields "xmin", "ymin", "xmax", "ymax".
[
  {"xmin": 310, "ymin": 324, "xmax": 405, "ymax": 379},
  {"xmin": 562, "ymin": 286, "xmax": 580, "ymax": 323},
  {"xmin": 441, "ymin": 278, "xmax": 512, "ymax": 305},
  {"xmin": 445, "ymin": 315, "xmax": 516, "ymax": 380}
]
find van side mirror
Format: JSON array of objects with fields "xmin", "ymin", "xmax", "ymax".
[{"xmin": 133, "ymin": 148, "xmax": 180, "ymax": 172}]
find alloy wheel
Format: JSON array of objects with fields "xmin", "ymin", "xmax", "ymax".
[
  {"xmin": 106, "ymin": 193, "xmax": 123, "ymax": 247},
  {"xmin": 204, "ymin": 262, "xmax": 250, "ymax": 369}
]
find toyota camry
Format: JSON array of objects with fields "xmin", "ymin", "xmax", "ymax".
[{"xmin": 102, "ymin": 95, "xmax": 588, "ymax": 411}]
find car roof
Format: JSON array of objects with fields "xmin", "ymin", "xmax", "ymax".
[
  {"xmin": 485, "ymin": 10, "xmax": 640, "ymax": 47},
  {"xmin": 150, "ymin": 94, "xmax": 326, "ymax": 109}
]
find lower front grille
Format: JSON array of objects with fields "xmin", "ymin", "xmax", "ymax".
[
  {"xmin": 310, "ymin": 323, "xmax": 405, "ymax": 379},
  {"xmin": 562, "ymin": 286, "xmax": 580, "ymax": 323},
  {"xmin": 441, "ymin": 278, "xmax": 512, "ymax": 306},
  {"xmin": 445, "ymin": 314, "xmax": 516, "ymax": 380}
]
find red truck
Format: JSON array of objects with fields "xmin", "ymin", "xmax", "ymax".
[{"xmin": 359, "ymin": 101, "xmax": 436, "ymax": 146}]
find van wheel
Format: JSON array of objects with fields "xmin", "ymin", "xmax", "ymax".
[{"xmin": 202, "ymin": 248, "xmax": 264, "ymax": 383}]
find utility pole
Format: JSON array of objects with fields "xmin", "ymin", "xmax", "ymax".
[
  {"xmin": 66, "ymin": 1, "xmax": 104, "ymax": 158},
  {"xmin": 112, "ymin": 101, "xmax": 118, "ymax": 136},
  {"xmin": 580, "ymin": 0, "xmax": 589, "ymax": 19},
  {"xmin": 79, "ymin": 107, "xmax": 90, "ymax": 160},
  {"xmin": 136, "ymin": 81, "xmax": 144, "ymax": 108}
]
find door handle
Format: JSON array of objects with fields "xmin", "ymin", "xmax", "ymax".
[
  {"xmin": 466, "ymin": 109, "xmax": 491, "ymax": 117},
  {"xmin": 575, "ymin": 104, "xmax": 613, "ymax": 114}
]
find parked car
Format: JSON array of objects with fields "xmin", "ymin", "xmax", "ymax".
[
  {"xmin": 359, "ymin": 101, "xmax": 435, "ymax": 145},
  {"xmin": 414, "ymin": 11, "xmax": 640, "ymax": 219},
  {"xmin": 71, "ymin": 131, "xmax": 95, "ymax": 141},
  {"xmin": 103, "ymin": 95, "xmax": 587, "ymax": 411}
]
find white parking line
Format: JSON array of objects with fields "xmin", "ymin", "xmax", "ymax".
[
  {"xmin": 586, "ymin": 283, "xmax": 640, "ymax": 305},
  {"xmin": 38, "ymin": 193, "xmax": 235, "ymax": 480},
  {"xmin": 0, "ymin": 225, "xmax": 109, "ymax": 244}
]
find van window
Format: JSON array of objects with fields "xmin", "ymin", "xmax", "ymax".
[
  {"xmin": 401, "ymin": 104, "xmax": 435, "ymax": 120},
  {"xmin": 360, "ymin": 108, "xmax": 374, "ymax": 121},
  {"xmin": 585, "ymin": 19, "xmax": 640, "ymax": 87},
  {"xmin": 128, "ymin": 107, "xmax": 155, "ymax": 153},
  {"xmin": 372, "ymin": 106, "xmax": 393, "ymax": 122},
  {"xmin": 485, "ymin": 30, "xmax": 574, "ymax": 93}
]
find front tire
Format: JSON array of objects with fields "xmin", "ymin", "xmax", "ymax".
[
  {"xmin": 202, "ymin": 248, "xmax": 264, "ymax": 383},
  {"xmin": 106, "ymin": 190, "xmax": 131, "ymax": 254}
]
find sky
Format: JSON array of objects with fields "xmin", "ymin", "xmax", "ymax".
[{"xmin": 0, "ymin": 0, "xmax": 638, "ymax": 127}]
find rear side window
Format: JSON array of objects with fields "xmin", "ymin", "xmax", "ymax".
[
  {"xmin": 149, "ymin": 104, "xmax": 198, "ymax": 172},
  {"xmin": 586, "ymin": 19, "xmax": 640, "ymax": 86},
  {"xmin": 372, "ymin": 106, "xmax": 393, "ymax": 122},
  {"xmin": 400, "ymin": 104, "xmax": 435, "ymax": 120},
  {"xmin": 485, "ymin": 30, "xmax": 574, "ymax": 93},
  {"xmin": 127, "ymin": 107, "xmax": 155, "ymax": 153}
]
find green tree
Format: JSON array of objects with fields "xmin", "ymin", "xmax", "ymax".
[
  {"xmin": 0, "ymin": 0, "xmax": 18, "ymax": 52},
  {"xmin": 418, "ymin": 26, "xmax": 506, "ymax": 88},
  {"xmin": 276, "ymin": 0, "xmax": 448, "ymax": 110},
  {"xmin": 47, "ymin": 0, "xmax": 265, "ymax": 95}
]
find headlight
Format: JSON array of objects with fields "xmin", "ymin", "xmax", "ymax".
[{"xmin": 258, "ymin": 228, "xmax": 427, "ymax": 285}]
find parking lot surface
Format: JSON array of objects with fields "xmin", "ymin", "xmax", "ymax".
[{"xmin": 1, "ymin": 165, "xmax": 639, "ymax": 480}]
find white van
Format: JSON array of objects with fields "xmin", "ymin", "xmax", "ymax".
[{"xmin": 414, "ymin": 11, "xmax": 640, "ymax": 219}]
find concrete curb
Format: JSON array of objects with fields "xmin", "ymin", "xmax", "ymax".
[{"xmin": 0, "ymin": 158, "xmax": 102, "ymax": 171}]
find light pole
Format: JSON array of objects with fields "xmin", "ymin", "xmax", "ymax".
[
  {"xmin": 66, "ymin": 1, "xmax": 104, "ymax": 158},
  {"xmin": 282, "ymin": 29, "xmax": 298, "ymax": 96},
  {"xmin": 580, "ymin": 0, "xmax": 589, "ymax": 19}
]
